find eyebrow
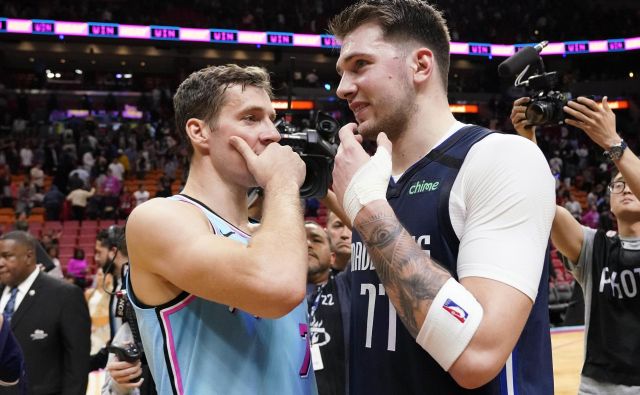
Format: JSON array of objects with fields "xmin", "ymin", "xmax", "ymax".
[
  {"xmin": 336, "ymin": 52, "xmax": 368, "ymax": 75},
  {"xmin": 238, "ymin": 105, "xmax": 276, "ymax": 119}
]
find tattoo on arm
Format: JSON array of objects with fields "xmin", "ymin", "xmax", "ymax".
[{"xmin": 356, "ymin": 209, "xmax": 451, "ymax": 337}]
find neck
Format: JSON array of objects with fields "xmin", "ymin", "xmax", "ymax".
[
  {"xmin": 113, "ymin": 257, "xmax": 128, "ymax": 279},
  {"xmin": 616, "ymin": 218, "xmax": 640, "ymax": 238},
  {"xmin": 180, "ymin": 156, "xmax": 249, "ymax": 231},
  {"xmin": 309, "ymin": 269, "xmax": 330, "ymax": 285},
  {"xmin": 391, "ymin": 93, "xmax": 457, "ymax": 175},
  {"xmin": 332, "ymin": 254, "xmax": 350, "ymax": 272}
]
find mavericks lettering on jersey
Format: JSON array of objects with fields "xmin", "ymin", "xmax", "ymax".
[{"xmin": 351, "ymin": 234, "xmax": 431, "ymax": 272}]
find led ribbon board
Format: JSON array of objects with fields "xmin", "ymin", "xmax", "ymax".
[{"xmin": 1, "ymin": 18, "xmax": 639, "ymax": 56}]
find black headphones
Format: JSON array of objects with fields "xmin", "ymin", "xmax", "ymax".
[
  {"xmin": 106, "ymin": 225, "xmax": 126, "ymax": 252},
  {"xmin": 101, "ymin": 225, "xmax": 126, "ymax": 293}
]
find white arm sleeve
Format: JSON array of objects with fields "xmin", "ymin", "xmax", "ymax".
[{"xmin": 450, "ymin": 134, "xmax": 556, "ymax": 301}]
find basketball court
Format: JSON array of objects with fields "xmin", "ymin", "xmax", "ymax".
[{"xmin": 552, "ymin": 326, "xmax": 584, "ymax": 395}]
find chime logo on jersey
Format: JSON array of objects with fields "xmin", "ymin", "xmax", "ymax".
[{"xmin": 442, "ymin": 298, "xmax": 468, "ymax": 323}]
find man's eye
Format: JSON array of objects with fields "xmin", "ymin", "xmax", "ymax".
[{"xmin": 355, "ymin": 60, "xmax": 367, "ymax": 69}]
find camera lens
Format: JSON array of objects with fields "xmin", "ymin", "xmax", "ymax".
[
  {"xmin": 525, "ymin": 101, "xmax": 551, "ymax": 125},
  {"xmin": 300, "ymin": 157, "xmax": 321, "ymax": 197}
]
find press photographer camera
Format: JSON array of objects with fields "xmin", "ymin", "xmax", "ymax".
[
  {"xmin": 499, "ymin": 41, "xmax": 575, "ymax": 127},
  {"xmin": 277, "ymin": 112, "xmax": 339, "ymax": 199}
]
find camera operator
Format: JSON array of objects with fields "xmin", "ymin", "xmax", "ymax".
[
  {"xmin": 90, "ymin": 226, "xmax": 129, "ymax": 369},
  {"xmin": 511, "ymin": 95, "xmax": 640, "ymax": 393},
  {"xmin": 95, "ymin": 227, "xmax": 155, "ymax": 395}
]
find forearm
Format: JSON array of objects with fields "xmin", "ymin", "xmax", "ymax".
[
  {"xmin": 320, "ymin": 189, "xmax": 352, "ymax": 230},
  {"xmin": 353, "ymin": 200, "xmax": 451, "ymax": 337},
  {"xmin": 253, "ymin": 180, "xmax": 306, "ymax": 276}
]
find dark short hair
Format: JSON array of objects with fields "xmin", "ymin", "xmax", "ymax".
[
  {"xmin": 304, "ymin": 220, "xmax": 334, "ymax": 250},
  {"xmin": 173, "ymin": 64, "xmax": 273, "ymax": 158},
  {"xmin": 0, "ymin": 231, "xmax": 37, "ymax": 254},
  {"xmin": 329, "ymin": 0, "xmax": 451, "ymax": 90},
  {"xmin": 97, "ymin": 225, "xmax": 128, "ymax": 257}
]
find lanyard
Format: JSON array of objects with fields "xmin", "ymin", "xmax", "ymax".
[{"xmin": 308, "ymin": 283, "xmax": 327, "ymax": 320}]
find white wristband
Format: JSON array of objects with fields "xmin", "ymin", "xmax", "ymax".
[
  {"xmin": 415, "ymin": 278, "xmax": 483, "ymax": 371},
  {"xmin": 342, "ymin": 147, "xmax": 392, "ymax": 223}
]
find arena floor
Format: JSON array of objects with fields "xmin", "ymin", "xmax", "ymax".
[
  {"xmin": 552, "ymin": 326, "xmax": 584, "ymax": 395},
  {"xmin": 86, "ymin": 327, "xmax": 586, "ymax": 394}
]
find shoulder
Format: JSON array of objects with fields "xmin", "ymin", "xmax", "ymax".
[
  {"xmin": 461, "ymin": 133, "xmax": 552, "ymax": 183},
  {"xmin": 37, "ymin": 272, "xmax": 82, "ymax": 296},
  {"xmin": 126, "ymin": 198, "xmax": 212, "ymax": 251},
  {"xmin": 468, "ymin": 133, "xmax": 547, "ymax": 165},
  {"xmin": 127, "ymin": 197, "xmax": 205, "ymax": 228}
]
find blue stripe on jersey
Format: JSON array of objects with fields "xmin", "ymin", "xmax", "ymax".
[
  {"xmin": 499, "ymin": 365, "xmax": 508, "ymax": 395},
  {"xmin": 128, "ymin": 194, "xmax": 317, "ymax": 395},
  {"xmin": 513, "ymin": 345, "xmax": 519, "ymax": 395}
]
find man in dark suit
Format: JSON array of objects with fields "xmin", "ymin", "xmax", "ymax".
[{"xmin": 0, "ymin": 231, "xmax": 91, "ymax": 395}]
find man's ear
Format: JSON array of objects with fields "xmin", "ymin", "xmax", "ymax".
[
  {"xmin": 185, "ymin": 118, "xmax": 210, "ymax": 152},
  {"xmin": 412, "ymin": 48, "xmax": 435, "ymax": 85}
]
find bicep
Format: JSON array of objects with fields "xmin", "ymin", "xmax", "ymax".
[
  {"xmin": 550, "ymin": 206, "xmax": 584, "ymax": 263},
  {"xmin": 456, "ymin": 137, "xmax": 555, "ymax": 301},
  {"xmin": 126, "ymin": 201, "xmax": 300, "ymax": 317}
]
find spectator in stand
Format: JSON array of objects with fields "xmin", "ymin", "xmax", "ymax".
[
  {"xmin": 46, "ymin": 245, "xmax": 64, "ymax": 280},
  {"xmin": 40, "ymin": 229, "xmax": 61, "ymax": 251},
  {"xmin": 82, "ymin": 150, "xmax": 96, "ymax": 173},
  {"xmin": 115, "ymin": 149, "xmax": 130, "ymax": 178},
  {"xmin": 325, "ymin": 210, "xmax": 352, "ymax": 273},
  {"xmin": 108, "ymin": 157, "xmax": 125, "ymax": 182},
  {"xmin": 154, "ymin": 176, "xmax": 172, "ymax": 198},
  {"xmin": 564, "ymin": 192, "xmax": 583, "ymax": 221},
  {"xmin": 13, "ymin": 212, "xmax": 28, "ymax": 233},
  {"xmin": 133, "ymin": 183, "xmax": 150, "ymax": 207},
  {"xmin": 135, "ymin": 156, "xmax": 147, "ymax": 180},
  {"xmin": 66, "ymin": 247, "xmax": 89, "ymax": 289},
  {"xmin": 581, "ymin": 203, "xmax": 600, "ymax": 229},
  {"xmin": 101, "ymin": 169, "xmax": 121, "ymax": 197},
  {"xmin": 69, "ymin": 164, "xmax": 91, "ymax": 189},
  {"xmin": 163, "ymin": 154, "xmax": 179, "ymax": 182},
  {"xmin": 18, "ymin": 144, "xmax": 32, "ymax": 174},
  {"xmin": 100, "ymin": 169, "xmax": 122, "ymax": 217},
  {"xmin": 14, "ymin": 181, "xmax": 33, "ymax": 216},
  {"xmin": 29, "ymin": 163, "xmax": 44, "ymax": 190},
  {"xmin": 42, "ymin": 184, "xmax": 65, "ymax": 221},
  {"xmin": 66, "ymin": 184, "xmax": 96, "ymax": 221},
  {"xmin": 117, "ymin": 185, "xmax": 136, "ymax": 219}
]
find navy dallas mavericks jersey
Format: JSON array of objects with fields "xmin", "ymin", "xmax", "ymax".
[{"xmin": 349, "ymin": 126, "xmax": 554, "ymax": 394}]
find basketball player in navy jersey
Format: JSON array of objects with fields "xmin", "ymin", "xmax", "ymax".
[
  {"xmin": 125, "ymin": 65, "xmax": 317, "ymax": 394},
  {"xmin": 512, "ymin": 96, "xmax": 640, "ymax": 394},
  {"xmin": 329, "ymin": 1, "xmax": 556, "ymax": 393}
]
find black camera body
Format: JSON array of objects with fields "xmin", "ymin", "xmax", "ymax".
[
  {"xmin": 278, "ymin": 112, "xmax": 339, "ymax": 199},
  {"xmin": 107, "ymin": 343, "xmax": 141, "ymax": 363},
  {"xmin": 526, "ymin": 88, "xmax": 573, "ymax": 126},
  {"xmin": 499, "ymin": 43, "xmax": 583, "ymax": 128},
  {"xmin": 519, "ymin": 70, "xmax": 573, "ymax": 127},
  {"xmin": 107, "ymin": 343, "xmax": 142, "ymax": 362}
]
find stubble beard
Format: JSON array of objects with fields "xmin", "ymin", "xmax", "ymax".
[{"xmin": 356, "ymin": 87, "xmax": 415, "ymax": 142}]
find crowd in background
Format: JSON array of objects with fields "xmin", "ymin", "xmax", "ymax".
[{"xmin": 1, "ymin": 0, "xmax": 638, "ymax": 41}]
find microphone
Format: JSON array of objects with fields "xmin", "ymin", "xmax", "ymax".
[{"xmin": 498, "ymin": 41, "xmax": 548, "ymax": 77}]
